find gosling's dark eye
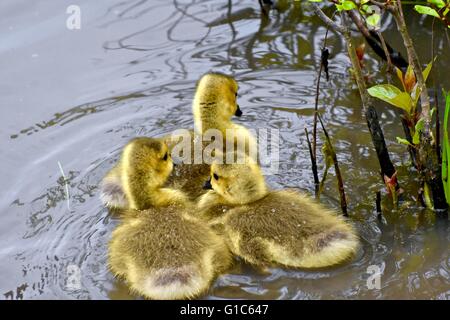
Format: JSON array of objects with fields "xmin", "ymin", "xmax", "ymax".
[
  {"xmin": 213, "ymin": 173, "xmax": 219, "ymax": 180},
  {"xmin": 235, "ymin": 92, "xmax": 238, "ymax": 97},
  {"xmin": 163, "ymin": 152, "xmax": 168, "ymax": 161}
]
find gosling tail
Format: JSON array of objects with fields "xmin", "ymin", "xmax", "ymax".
[
  {"xmin": 305, "ymin": 229, "xmax": 359, "ymax": 268},
  {"xmin": 99, "ymin": 179, "xmax": 128, "ymax": 209},
  {"xmin": 134, "ymin": 265, "xmax": 211, "ymax": 300}
]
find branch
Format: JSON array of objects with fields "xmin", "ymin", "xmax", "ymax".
[
  {"xmin": 258, "ymin": 0, "xmax": 269, "ymax": 18},
  {"xmin": 368, "ymin": 0, "xmax": 389, "ymax": 9},
  {"xmin": 340, "ymin": 12, "xmax": 373, "ymax": 109},
  {"xmin": 312, "ymin": 2, "xmax": 398, "ymax": 184},
  {"xmin": 392, "ymin": 0, "xmax": 430, "ymax": 117},
  {"xmin": 346, "ymin": 8, "xmax": 408, "ymax": 69},
  {"xmin": 305, "ymin": 128, "xmax": 320, "ymax": 197},
  {"xmin": 311, "ymin": 3, "xmax": 347, "ymax": 34}
]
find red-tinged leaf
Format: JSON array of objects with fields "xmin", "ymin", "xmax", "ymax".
[
  {"xmin": 384, "ymin": 171, "xmax": 398, "ymax": 195},
  {"xmin": 404, "ymin": 65, "xmax": 416, "ymax": 93},
  {"xmin": 356, "ymin": 43, "xmax": 365, "ymax": 62},
  {"xmin": 395, "ymin": 67, "xmax": 406, "ymax": 92}
]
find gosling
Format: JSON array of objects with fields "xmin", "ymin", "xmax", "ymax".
[
  {"xmin": 197, "ymin": 161, "xmax": 360, "ymax": 269},
  {"xmin": 100, "ymin": 137, "xmax": 187, "ymax": 210},
  {"xmin": 109, "ymin": 207, "xmax": 232, "ymax": 300},
  {"xmin": 165, "ymin": 72, "xmax": 257, "ymax": 199},
  {"xmin": 107, "ymin": 137, "xmax": 232, "ymax": 299}
]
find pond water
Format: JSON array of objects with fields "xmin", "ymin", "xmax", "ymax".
[{"xmin": 1, "ymin": 0, "xmax": 449, "ymax": 300}]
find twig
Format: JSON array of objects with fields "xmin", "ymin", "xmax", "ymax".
[
  {"xmin": 400, "ymin": 117, "xmax": 418, "ymax": 169},
  {"xmin": 317, "ymin": 113, "xmax": 348, "ymax": 216},
  {"xmin": 313, "ymin": 63, "xmax": 323, "ymax": 164},
  {"xmin": 312, "ymin": 21, "xmax": 331, "ymax": 198},
  {"xmin": 346, "ymin": 9, "xmax": 407, "ymax": 69},
  {"xmin": 376, "ymin": 30, "xmax": 393, "ymax": 75},
  {"xmin": 368, "ymin": 0, "xmax": 388, "ymax": 8},
  {"xmin": 311, "ymin": 1, "xmax": 398, "ymax": 189},
  {"xmin": 257, "ymin": 0, "xmax": 269, "ymax": 18},
  {"xmin": 311, "ymin": 3, "xmax": 347, "ymax": 34},
  {"xmin": 305, "ymin": 128, "xmax": 320, "ymax": 197}
]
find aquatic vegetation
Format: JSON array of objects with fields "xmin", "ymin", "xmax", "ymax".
[{"xmin": 309, "ymin": 0, "xmax": 449, "ymax": 213}]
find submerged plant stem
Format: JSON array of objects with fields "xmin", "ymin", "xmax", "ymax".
[
  {"xmin": 311, "ymin": 2, "xmax": 398, "ymax": 198},
  {"xmin": 317, "ymin": 113, "xmax": 348, "ymax": 216},
  {"xmin": 305, "ymin": 128, "xmax": 320, "ymax": 197}
]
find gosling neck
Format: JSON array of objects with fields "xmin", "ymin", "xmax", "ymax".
[
  {"xmin": 198, "ymin": 118, "xmax": 232, "ymax": 135},
  {"xmin": 194, "ymin": 103, "xmax": 234, "ymax": 135},
  {"xmin": 241, "ymin": 183, "xmax": 269, "ymax": 205},
  {"xmin": 123, "ymin": 168, "xmax": 162, "ymax": 210}
]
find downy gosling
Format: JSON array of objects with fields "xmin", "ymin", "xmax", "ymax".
[
  {"xmin": 108, "ymin": 137, "xmax": 232, "ymax": 299},
  {"xmin": 109, "ymin": 207, "xmax": 232, "ymax": 300},
  {"xmin": 197, "ymin": 161, "xmax": 360, "ymax": 269},
  {"xmin": 165, "ymin": 72, "xmax": 257, "ymax": 199},
  {"xmin": 100, "ymin": 137, "xmax": 187, "ymax": 210}
]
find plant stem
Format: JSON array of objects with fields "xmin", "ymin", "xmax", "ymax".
[
  {"xmin": 258, "ymin": 0, "xmax": 269, "ymax": 18},
  {"xmin": 318, "ymin": 113, "xmax": 348, "ymax": 216},
  {"xmin": 390, "ymin": 0, "xmax": 447, "ymax": 210},
  {"xmin": 305, "ymin": 127, "xmax": 320, "ymax": 197},
  {"xmin": 400, "ymin": 116, "xmax": 418, "ymax": 169},
  {"xmin": 376, "ymin": 30, "xmax": 393, "ymax": 75},
  {"xmin": 312, "ymin": 24, "xmax": 331, "ymax": 198},
  {"xmin": 311, "ymin": 2, "xmax": 398, "ymax": 186},
  {"xmin": 392, "ymin": 0, "xmax": 430, "ymax": 117}
]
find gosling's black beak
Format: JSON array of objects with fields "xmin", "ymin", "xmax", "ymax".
[
  {"xmin": 203, "ymin": 178, "xmax": 213, "ymax": 190},
  {"xmin": 235, "ymin": 105, "xmax": 243, "ymax": 117}
]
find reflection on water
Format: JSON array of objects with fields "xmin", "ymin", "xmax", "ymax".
[{"xmin": 0, "ymin": 0, "xmax": 449, "ymax": 299}]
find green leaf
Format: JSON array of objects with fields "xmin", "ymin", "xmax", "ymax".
[
  {"xmin": 341, "ymin": 0, "xmax": 357, "ymax": 10},
  {"xmin": 360, "ymin": 4, "xmax": 369, "ymax": 13},
  {"xmin": 396, "ymin": 137, "xmax": 413, "ymax": 146},
  {"xmin": 412, "ymin": 59, "xmax": 434, "ymax": 107},
  {"xmin": 442, "ymin": 90, "xmax": 450, "ymax": 204},
  {"xmin": 395, "ymin": 67, "xmax": 406, "ymax": 91},
  {"xmin": 308, "ymin": 0, "xmax": 323, "ymax": 2},
  {"xmin": 430, "ymin": 107, "xmax": 437, "ymax": 119},
  {"xmin": 368, "ymin": 84, "xmax": 413, "ymax": 113},
  {"xmin": 422, "ymin": 59, "xmax": 434, "ymax": 83},
  {"xmin": 322, "ymin": 141, "xmax": 335, "ymax": 169},
  {"xmin": 427, "ymin": 0, "xmax": 445, "ymax": 8},
  {"xmin": 444, "ymin": 7, "xmax": 449, "ymax": 17},
  {"xmin": 414, "ymin": 5, "xmax": 440, "ymax": 18},
  {"xmin": 366, "ymin": 13, "xmax": 381, "ymax": 28},
  {"xmin": 424, "ymin": 183, "xmax": 434, "ymax": 210}
]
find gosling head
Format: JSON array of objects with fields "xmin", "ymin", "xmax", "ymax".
[
  {"xmin": 203, "ymin": 160, "xmax": 268, "ymax": 205},
  {"xmin": 122, "ymin": 137, "xmax": 173, "ymax": 189},
  {"xmin": 193, "ymin": 73, "xmax": 242, "ymax": 133}
]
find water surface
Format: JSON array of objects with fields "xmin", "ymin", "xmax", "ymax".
[{"xmin": 1, "ymin": 0, "xmax": 449, "ymax": 299}]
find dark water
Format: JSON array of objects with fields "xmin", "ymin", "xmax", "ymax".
[{"xmin": 1, "ymin": 0, "xmax": 449, "ymax": 299}]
